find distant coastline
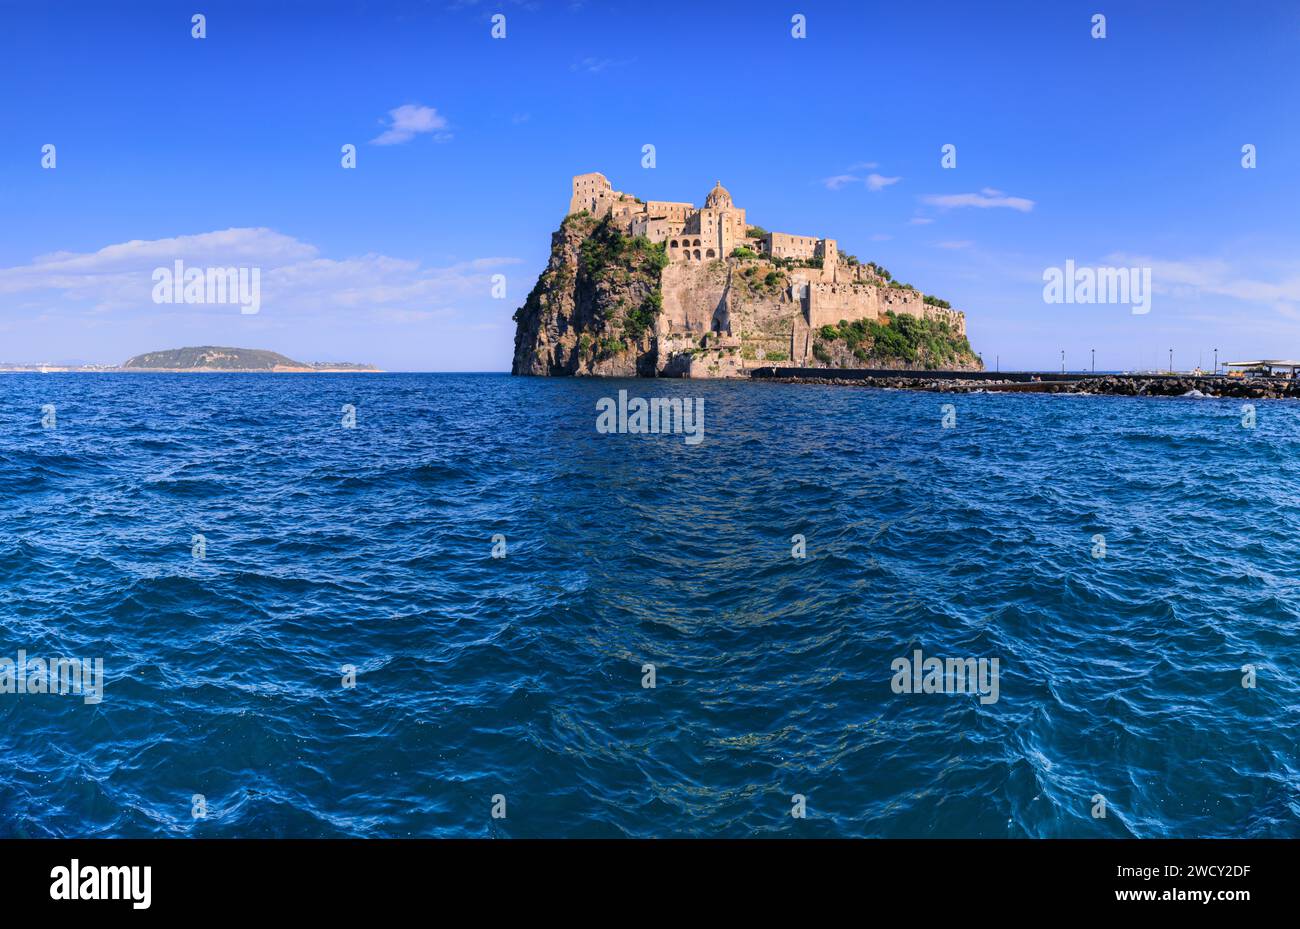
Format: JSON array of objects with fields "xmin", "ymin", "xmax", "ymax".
[{"xmin": 0, "ymin": 346, "xmax": 382, "ymax": 373}]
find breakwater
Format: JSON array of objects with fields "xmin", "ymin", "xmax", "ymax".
[{"xmin": 750, "ymin": 367, "xmax": 1300, "ymax": 399}]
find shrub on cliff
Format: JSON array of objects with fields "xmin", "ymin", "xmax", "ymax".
[
  {"xmin": 643, "ymin": 239, "xmax": 669, "ymax": 271},
  {"xmin": 573, "ymin": 216, "xmax": 668, "ymax": 343},
  {"xmin": 731, "ymin": 246, "xmax": 758, "ymax": 259},
  {"xmin": 578, "ymin": 216, "xmax": 667, "ymax": 280},
  {"xmin": 820, "ymin": 311, "xmax": 975, "ymax": 368},
  {"xmin": 624, "ymin": 290, "xmax": 663, "ymax": 339}
]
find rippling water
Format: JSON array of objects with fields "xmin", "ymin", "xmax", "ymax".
[{"xmin": 1, "ymin": 373, "xmax": 1297, "ymax": 837}]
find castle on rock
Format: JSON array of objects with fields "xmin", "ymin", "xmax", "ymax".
[{"xmin": 569, "ymin": 172, "xmax": 838, "ymax": 270}]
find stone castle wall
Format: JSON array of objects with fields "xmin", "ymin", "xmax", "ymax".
[{"xmin": 805, "ymin": 281, "xmax": 965, "ymax": 336}]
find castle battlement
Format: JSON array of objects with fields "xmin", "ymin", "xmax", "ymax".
[{"xmin": 569, "ymin": 171, "xmax": 836, "ymax": 273}]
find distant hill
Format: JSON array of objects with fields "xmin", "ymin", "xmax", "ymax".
[{"xmin": 120, "ymin": 346, "xmax": 379, "ymax": 372}]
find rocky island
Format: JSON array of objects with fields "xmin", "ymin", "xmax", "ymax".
[
  {"xmin": 119, "ymin": 346, "xmax": 380, "ymax": 372},
  {"xmin": 512, "ymin": 172, "xmax": 979, "ymax": 378}
]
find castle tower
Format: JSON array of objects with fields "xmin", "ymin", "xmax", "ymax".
[
  {"xmin": 817, "ymin": 238, "xmax": 838, "ymax": 282},
  {"xmin": 700, "ymin": 181, "xmax": 745, "ymax": 259},
  {"xmin": 570, "ymin": 172, "xmax": 614, "ymax": 217}
]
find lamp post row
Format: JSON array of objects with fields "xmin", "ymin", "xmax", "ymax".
[{"xmin": 1014, "ymin": 348, "xmax": 1224, "ymax": 375}]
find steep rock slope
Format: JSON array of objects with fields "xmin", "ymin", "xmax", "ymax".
[
  {"xmin": 511, "ymin": 214, "xmax": 665, "ymax": 376},
  {"xmin": 512, "ymin": 214, "xmax": 979, "ymax": 377}
]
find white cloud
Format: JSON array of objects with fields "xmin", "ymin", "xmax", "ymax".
[
  {"xmin": 1107, "ymin": 252, "xmax": 1300, "ymax": 312},
  {"xmin": 822, "ymin": 167, "xmax": 901, "ymax": 192},
  {"xmin": 908, "ymin": 217, "xmax": 934, "ymax": 225},
  {"xmin": 0, "ymin": 228, "xmax": 521, "ymax": 323},
  {"xmin": 935, "ymin": 240, "xmax": 973, "ymax": 249},
  {"xmin": 571, "ymin": 56, "xmax": 633, "ymax": 73},
  {"xmin": 823, "ymin": 174, "xmax": 859, "ymax": 191},
  {"xmin": 370, "ymin": 104, "xmax": 450, "ymax": 145},
  {"xmin": 922, "ymin": 188, "xmax": 1034, "ymax": 212}
]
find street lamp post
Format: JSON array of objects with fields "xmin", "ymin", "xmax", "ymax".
[
  {"xmin": 1214, "ymin": 347, "xmax": 1218, "ymax": 376},
  {"xmin": 1169, "ymin": 348, "xmax": 1173, "ymax": 374},
  {"xmin": 1091, "ymin": 348, "xmax": 1095, "ymax": 374},
  {"xmin": 1061, "ymin": 349, "xmax": 1065, "ymax": 375}
]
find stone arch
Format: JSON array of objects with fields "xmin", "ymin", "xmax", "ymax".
[
  {"xmin": 706, "ymin": 249, "xmax": 716, "ymax": 258},
  {"xmin": 694, "ymin": 249, "xmax": 702, "ymax": 260},
  {"xmin": 693, "ymin": 238, "xmax": 702, "ymax": 247},
  {"xmin": 670, "ymin": 239, "xmax": 679, "ymax": 249}
]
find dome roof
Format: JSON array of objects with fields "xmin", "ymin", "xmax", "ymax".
[{"xmin": 704, "ymin": 180, "xmax": 732, "ymax": 209}]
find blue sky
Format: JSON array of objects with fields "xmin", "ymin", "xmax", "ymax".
[{"xmin": 2, "ymin": 0, "xmax": 1299, "ymax": 371}]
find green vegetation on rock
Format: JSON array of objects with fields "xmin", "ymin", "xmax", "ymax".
[
  {"xmin": 739, "ymin": 264, "xmax": 785, "ymax": 295},
  {"xmin": 814, "ymin": 311, "xmax": 976, "ymax": 369},
  {"xmin": 574, "ymin": 214, "xmax": 667, "ymax": 342},
  {"xmin": 578, "ymin": 215, "xmax": 667, "ymax": 279}
]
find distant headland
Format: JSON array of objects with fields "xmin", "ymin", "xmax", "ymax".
[
  {"xmin": 512, "ymin": 172, "xmax": 979, "ymax": 378},
  {"xmin": 0, "ymin": 346, "xmax": 381, "ymax": 373}
]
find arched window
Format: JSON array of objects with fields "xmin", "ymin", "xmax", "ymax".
[
  {"xmin": 706, "ymin": 249, "xmax": 715, "ymax": 258},
  {"xmin": 694, "ymin": 249, "xmax": 702, "ymax": 260},
  {"xmin": 694, "ymin": 238, "xmax": 701, "ymax": 247}
]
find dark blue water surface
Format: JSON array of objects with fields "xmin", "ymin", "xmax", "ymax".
[{"xmin": 1, "ymin": 373, "xmax": 1297, "ymax": 837}]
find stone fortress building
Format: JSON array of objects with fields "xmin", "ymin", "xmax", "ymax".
[
  {"xmin": 563, "ymin": 172, "xmax": 969, "ymax": 374},
  {"xmin": 571, "ymin": 171, "xmax": 835, "ymax": 267}
]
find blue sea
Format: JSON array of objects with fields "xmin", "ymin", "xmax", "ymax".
[{"xmin": 1, "ymin": 373, "xmax": 1297, "ymax": 838}]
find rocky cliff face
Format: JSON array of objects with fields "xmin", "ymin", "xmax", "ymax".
[
  {"xmin": 511, "ymin": 213, "xmax": 662, "ymax": 377},
  {"xmin": 512, "ymin": 214, "xmax": 978, "ymax": 377}
]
